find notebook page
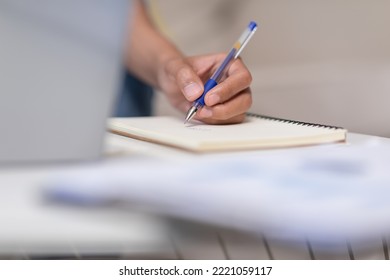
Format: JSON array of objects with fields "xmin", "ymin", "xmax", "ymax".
[{"xmin": 109, "ymin": 116, "xmax": 346, "ymax": 151}]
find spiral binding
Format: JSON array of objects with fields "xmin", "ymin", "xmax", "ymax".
[{"xmin": 246, "ymin": 112, "xmax": 343, "ymax": 130}]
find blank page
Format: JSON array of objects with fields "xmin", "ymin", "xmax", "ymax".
[{"xmin": 108, "ymin": 115, "xmax": 347, "ymax": 152}]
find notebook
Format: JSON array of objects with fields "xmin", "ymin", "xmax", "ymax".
[{"xmin": 108, "ymin": 113, "xmax": 347, "ymax": 152}]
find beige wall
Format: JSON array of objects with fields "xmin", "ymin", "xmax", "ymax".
[{"xmin": 151, "ymin": 0, "xmax": 390, "ymax": 137}]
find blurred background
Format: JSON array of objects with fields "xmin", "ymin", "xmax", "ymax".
[{"xmin": 150, "ymin": 0, "xmax": 390, "ymax": 137}]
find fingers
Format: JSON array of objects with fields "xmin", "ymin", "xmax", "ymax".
[
  {"xmin": 164, "ymin": 58, "xmax": 204, "ymax": 102},
  {"xmin": 204, "ymin": 58, "xmax": 252, "ymax": 107},
  {"xmin": 195, "ymin": 57, "xmax": 252, "ymax": 124},
  {"xmin": 196, "ymin": 88, "xmax": 252, "ymax": 122},
  {"xmin": 162, "ymin": 54, "xmax": 253, "ymax": 125}
]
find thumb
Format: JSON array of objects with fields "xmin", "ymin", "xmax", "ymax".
[{"xmin": 170, "ymin": 59, "xmax": 204, "ymax": 101}]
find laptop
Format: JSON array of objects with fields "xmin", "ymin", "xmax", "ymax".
[{"xmin": 0, "ymin": 0, "xmax": 129, "ymax": 163}]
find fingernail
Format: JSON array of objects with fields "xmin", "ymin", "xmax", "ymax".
[
  {"xmin": 199, "ymin": 108, "xmax": 212, "ymax": 118},
  {"xmin": 207, "ymin": 94, "xmax": 220, "ymax": 106},
  {"xmin": 183, "ymin": 83, "xmax": 202, "ymax": 100}
]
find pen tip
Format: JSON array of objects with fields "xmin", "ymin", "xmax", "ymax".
[{"xmin": 184, "ymin": 106, "xmax": 197, "ymax": 125}]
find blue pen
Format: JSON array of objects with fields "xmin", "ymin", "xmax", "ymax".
[{"xmin": 184, "ymin": 21, "xmax": 258, "ymax": 124}]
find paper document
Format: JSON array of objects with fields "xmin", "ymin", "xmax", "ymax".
[{"xmin": 44, "ymin": 140, "xmax": 390, "ymax": 248}]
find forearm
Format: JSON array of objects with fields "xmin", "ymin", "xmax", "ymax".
[{"xmin": 125, "ymin": 0, "xmax": 182, "ymax": 89}]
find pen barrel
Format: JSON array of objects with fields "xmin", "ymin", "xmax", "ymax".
[
  {"xmin": 211, "ymin": 48, "xmax": 236, "ymax": 82},
  {"xmin": 195, "ymin": 79, "xmax": 217, "ymax": 107}
]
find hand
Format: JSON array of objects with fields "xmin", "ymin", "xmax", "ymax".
[{"xmin": 157, "ymin": 53, "xmax": 253, "ymax": 124}]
